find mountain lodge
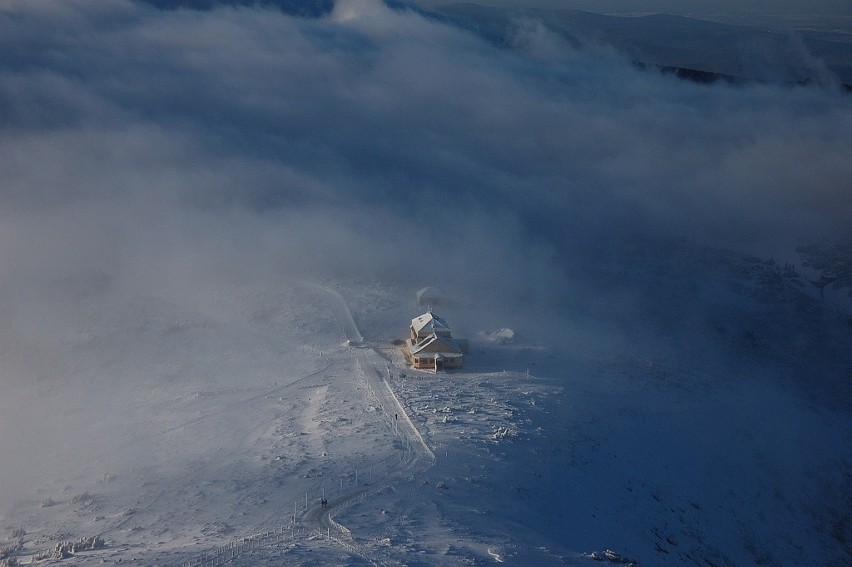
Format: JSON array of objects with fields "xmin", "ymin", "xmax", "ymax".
[{"xmin": 405, "ymin": 310, "xmax": 468, "ymax": 371}]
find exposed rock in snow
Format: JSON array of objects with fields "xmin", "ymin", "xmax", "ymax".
[
  {"xmin": 581, "ymin": 549, "xmax": 637, "ymax": 565},
  {"xmin": 482, "ymin": 328, "xmax": 515, "ymax": 345}
]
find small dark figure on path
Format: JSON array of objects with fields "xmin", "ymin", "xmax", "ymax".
[
  {"xmin": 321, "ymin": 498, "xmax": 327, "ymax": 508},
  {"xmin": 395, "ymin": 413, "xmax": 398, "ymax": 420}
]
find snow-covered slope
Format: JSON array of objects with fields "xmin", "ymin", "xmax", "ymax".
[
  {"xmin": 1, "ymin": 1, "xmax": 850, "ymax": 566},
  {"xmin": 2, "ymin": 268, "xmax": 849, "ymax": 566}
]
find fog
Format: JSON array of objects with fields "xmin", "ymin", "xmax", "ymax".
[{"xmin": 1, "ymin": 0, "xmax": 851, "ymax": 521}]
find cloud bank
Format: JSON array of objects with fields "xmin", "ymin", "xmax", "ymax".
[
  {"xmin": 2, "ymin": 0, "xmax": 850, "ymax": 268},
  {"xmin": 1, "ymin": 0, "xmax": 851, "ymax": 511},
  {"xmin": 1, "ymin": 0, "xmax": 850, "ymax": 359}
]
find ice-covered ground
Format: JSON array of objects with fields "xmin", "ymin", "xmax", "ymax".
[{"xmin": 1, "ymin": 270, "xmax": 849, "ymax": 566}]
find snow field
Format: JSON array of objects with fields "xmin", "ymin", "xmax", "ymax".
[{"xmin": 2, "ymin": 278, "xmax": 850, "ymax": 566}]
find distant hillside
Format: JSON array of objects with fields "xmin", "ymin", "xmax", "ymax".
[
  {"xmin": 134, "ymin": 0, "xmax": 852, "ymax": 87},
  {"xmin": 137, "ymin": 0, "xmax": 334, "ymax": 18},
  {"xmin": 424, "ymin": 3, "xmax": 852, "ymax": 86}
]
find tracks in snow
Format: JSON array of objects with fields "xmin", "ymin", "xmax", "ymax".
[
  {"xmin": 303, "ymin": 282, "xmax": 364, "ymax": 345},
  {"xmin": 297, "ymin": 284, "xmax": 435, "ymax": 558},
  {"xmin": 182, "ymin": 284, "xmax": 435, "ymax": 566}
]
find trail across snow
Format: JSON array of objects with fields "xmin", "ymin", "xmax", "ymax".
[
  {"xmin": 298, "ymin": 285, "xmax": 435, "ymax": 546},
  {"xmin": 176, "ymin": 284, "xmax": 437, "ymax": 566},
  {"xmin": 6, "ymin": 278, "xmax": 847, "ymax": 567},
  {"xmin": 305, "ymin": 283, "xmax": 364, "ymax": 346}
]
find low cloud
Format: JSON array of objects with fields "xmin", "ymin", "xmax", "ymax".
[
  {"xmin": 1, "ymin": 0, "xmax": 850, "ymax": 348},
  {"xmin": 1, "ymin": 0, "xmax": 850, "ymax": 509}
]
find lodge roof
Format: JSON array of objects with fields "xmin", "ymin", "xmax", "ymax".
[
  {"xmin": 410, "ymin": 312, "xmax": 451, "ymax": 336},
  {"xmin": 408, "ymin": 334, "xmax": 463, "ymax": 356}
]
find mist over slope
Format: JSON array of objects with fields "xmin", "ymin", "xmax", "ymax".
[
  {"xmin": 425, "ymin": 2, "xmax": 852, "ymax": 85},
  {"xmin": 1, "ymin": 0, "xmax": 851, "ymax": 564}
]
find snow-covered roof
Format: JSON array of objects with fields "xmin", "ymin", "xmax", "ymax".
[
  {"xmin": 410, "ymin": 312, "xmax": 451, "ymax": 336},
  {"xmin": 408, "ymin": 334, "xmax": 463, "ymax": 356},
  {"xmin": 408, "ymin": 351, "xmax": 463, "ymax": 360}
]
